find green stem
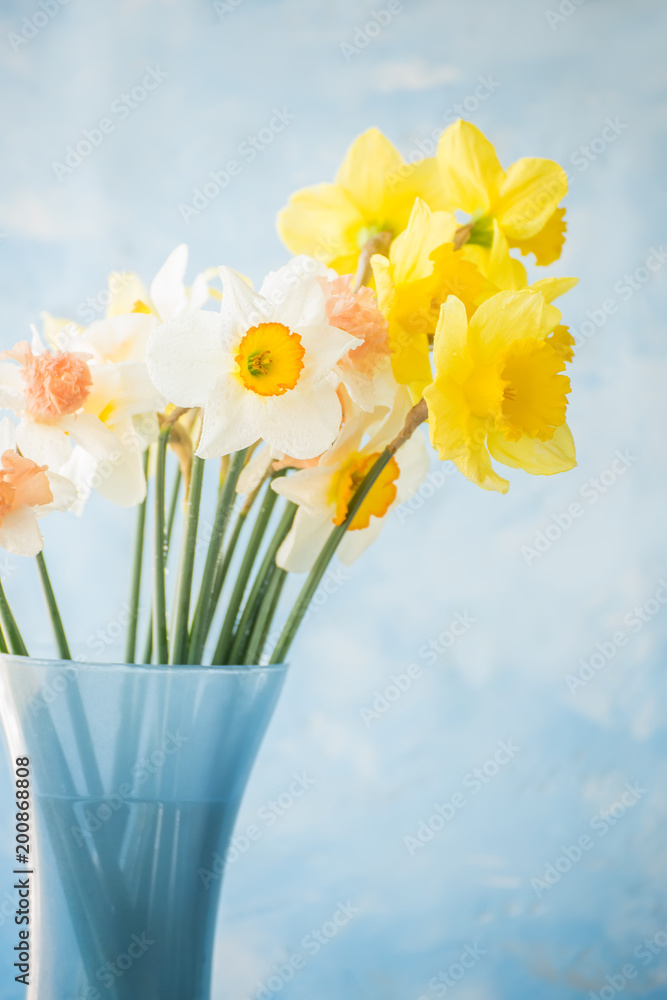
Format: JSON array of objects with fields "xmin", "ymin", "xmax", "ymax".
[
  {"xmin": 124, "ymin": 450, "xmax": 150, "ymax": 663},
  {"xmin": 166, "ymin": 465, "xmax": 183, "ymax": 545},
  {"xmin": 170, "ymin": 456, "xmax": 205, "ymax": 665},
  {"xmin": 141, "ymin": 461, "xmax": 181, "ymax": 664},
  {"xmin": 201, "ymin": 470, "xmax": 267, "ymax": 643},
  {"xmin": 0, "ymin": 579, "xmax": 26, "ymax": 656},
  {"xmin": 142, "ymin": 626, "xmax": 153, "ymax": 665},
  {"xmin": 269, "ymin": 399, "xmax": 427, "ymax": 665},
  {"xmin": 152, "ymin": 426, "xmax": 171, "ymax": 665},
  {"xmin": 0, "ymin": 623, "xmax": 7, "ymax": 654},
  {"xmin": 187, "ymin": 448, "xmax": 248, "ymax": 665},
  {"xmin": 269, "ymin": 449, "xmax": 394, "ymax": 664},
  {"xmin": 228, "ymin": 500, "xmax": 296, "ymax": 664},
  {"xmin": 212, "ymin": 475, "xmax": 283, "ymax": 666},
  {"xmin": 244, "ymin": 566, "xmax": 287, "ymax": 665},
  {"xmin": 36, "ymin": 551, "xmax": 71, "ymax": 660}
]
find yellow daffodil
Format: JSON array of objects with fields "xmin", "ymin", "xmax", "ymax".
[
  {"xmin": 437, "ymin": 120, "xmax": 568, "ymax": 268},
  {"xmin": 371, "ymin": 199, "xmax": 497, "ymax": 397},
  {"xmin": 277, "ymin": 128, "xmax": 445, "ymax": 274},
  {"xmin": 423, "ymin": 291, "xmax": 576, "ymax": 494}
]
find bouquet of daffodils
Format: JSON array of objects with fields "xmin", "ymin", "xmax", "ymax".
[{"xmin": 0, "ymin": 121, "xmax": 577, "ymax": 666}]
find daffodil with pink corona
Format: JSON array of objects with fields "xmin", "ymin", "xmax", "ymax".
[
  {"xmin": 0, "ymin": 417, "xmax": 76, "ymax": 556},
  {"xmin": 0, "ymin": 333, "xmax": 160, "ymax": 508}
]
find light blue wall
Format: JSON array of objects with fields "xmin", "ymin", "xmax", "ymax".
[{"xmin": 0, "ymin": 0, "xmax": 666, "ymax": 996}]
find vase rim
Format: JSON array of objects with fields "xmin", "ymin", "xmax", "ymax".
[{"xmin": 0, "ymin": 653, "xmax": 287, "ymax": 674}]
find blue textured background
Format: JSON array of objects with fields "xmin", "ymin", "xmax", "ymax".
[{"xmin": 0, "ymin": 0, "xmax": 666, "ymax": 996}]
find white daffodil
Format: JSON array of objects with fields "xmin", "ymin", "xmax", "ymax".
[
  {"xmin": 0, "ymin": 418, "xmax": 76, "ymax": 556},
  {"xmin": 104, "ymin": 242, "xmax": 211, "ymax": 323},
  {"xmin": 272, "ymin": 388, "xmax": 430, "ymax": 572},
  {"xmin": 42, "ymin": 243, "xmax": 211, "ymax": 360},
  {"xmin": 147, "ymin": 258, "xmax": 362, "ymax": 461},
  {"xmin": 0, "ymin": 335, "xmax": 161, "ymax": 508}
]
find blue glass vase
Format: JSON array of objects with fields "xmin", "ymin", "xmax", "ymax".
[{"xmin": 0, "ymin": 656, "xmax": 287, "ymax": 1000}]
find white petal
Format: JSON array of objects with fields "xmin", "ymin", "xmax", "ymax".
[
  {"xmin": 58, "ymin": 447, "xmax": 97, "ymax": 515},
  {"xmin": 0, "ymin": 507, "xmax": 43, "ymax": 557},
  {"xmin": 93, "ymin": 436, "xmax": 146, "ymax": 507},
  {"xmin": 106, "ymin": 273, "xmax": 149, "ymax": 318},
  {"xmin": 81, "ymin": 314, "xmax": 157, "ymax": 365},
  {"xmin": 298, "ymin": 323, "xmax": 361, "ymax": 387},
  {"xmin": 60, "ymin": 412, "xmax": 123, "ymax": 461},
  {"xmin": 219, "ymin": 266, "xmax": 273, "ymax": 341},
  {"xmin": 40, "ymin": 472, "xmax": 78, "ymax": 513},
  {"xmin": 16, "ymin": 419, "xmax": 72, "ymax": 469},
  {"xmin": 132, "ymin": 410, "xmax": 159, "ymax": 446},
  {"xmin": 339, "ymin": 519, "xmax": 384, "ymax": 566},
  {"xmin": 263, "ymin": 385, "xmax": 342, "ymax": 460},
  {"xmin": 196, "ymin": 377, "xmax": 262, "ymax": 459},
  {"xmin": 260, "ymin": 265, "xmax": 328, "ymax": 330},
  {"xmin": 0, "ymin": 418, "xmax": 16, "ymax": 453},
  {"xmin": 276, "ymin": 506, "xmax": 333, "ymax": 574},
  {"xmin": 395, "ymin": 432, "xmax": 430, "ymax": 504},
  {"xmin": 95, "ymin": 363, "xmax": 165, "ymax": 427},
  {"xmin": 189, "ymin": 271, "xmax": 211, "ymax": 311},
  {"xmin": 236, "ymin": 447, "xmax": 273, "ymax": 495},
  {"xmin": 0, "ymin": 363, "xmax": 26, "ymax": 412},
  {"xmin": 151, "ymin": 244, "xmax": 189, "ymax": 322},
  {"xmin": 147, "ymin": 310, "xmax": 226, "ymax": 407},
  {"xmin": 272, "ymin": 465, "xmax": 331, "ymax": 512}
]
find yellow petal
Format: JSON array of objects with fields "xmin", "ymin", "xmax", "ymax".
[
  {"xmin": 403, "ymin": 156, "xmax": 452, "ymax": 212},
  {"xmin": 469, "ymin": 290, "xmax": 558, "ymax": 355},
  {"xmin": 530, "ymin": 275, "xmax": 578, "ymax": 303},
  {"xmin": 508, "ymin": 206, "xmax": 567, "ymax": 265},
  {"xmin": 494, "ymin": 158, "xmax": 568, "ymax": 240},
  {"xmin": 430, "ymin": 247, "xmax": 496, "ymax": 319},
  {"xmin": 487, "ymin": 422, "xmax": 576, "ymax": 475},
  {"xmin": 335, "ymin": 128, "xmax": 405, "ymax": 217},
  {"xmin": 432, "ymin": 296, "xmax": 469, "ymax": 372},
  {"xmin": 372, "ymin": 253, "xmax": 432, "ymax": 390},
  {"xmin": 547, "ymin": 324, "xmax": 575, "ymax": 363},
  {"xmin": 424, "ymin": 375, "xmax": 509, "ymax": 492},
  {"xmin": 453, "ymin": 444, "xmax": 510, "ymax": 494},
  {"xmin": 389, "ymin": 198, "xmax": 457, "ymax": 284},
  {"xmin": 437, "ymin": 120, "xmax": 505, "ymax": 216},
  {"xmin": 277, "ymin": 182, "xmax": 362, "ymax": 272}
]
